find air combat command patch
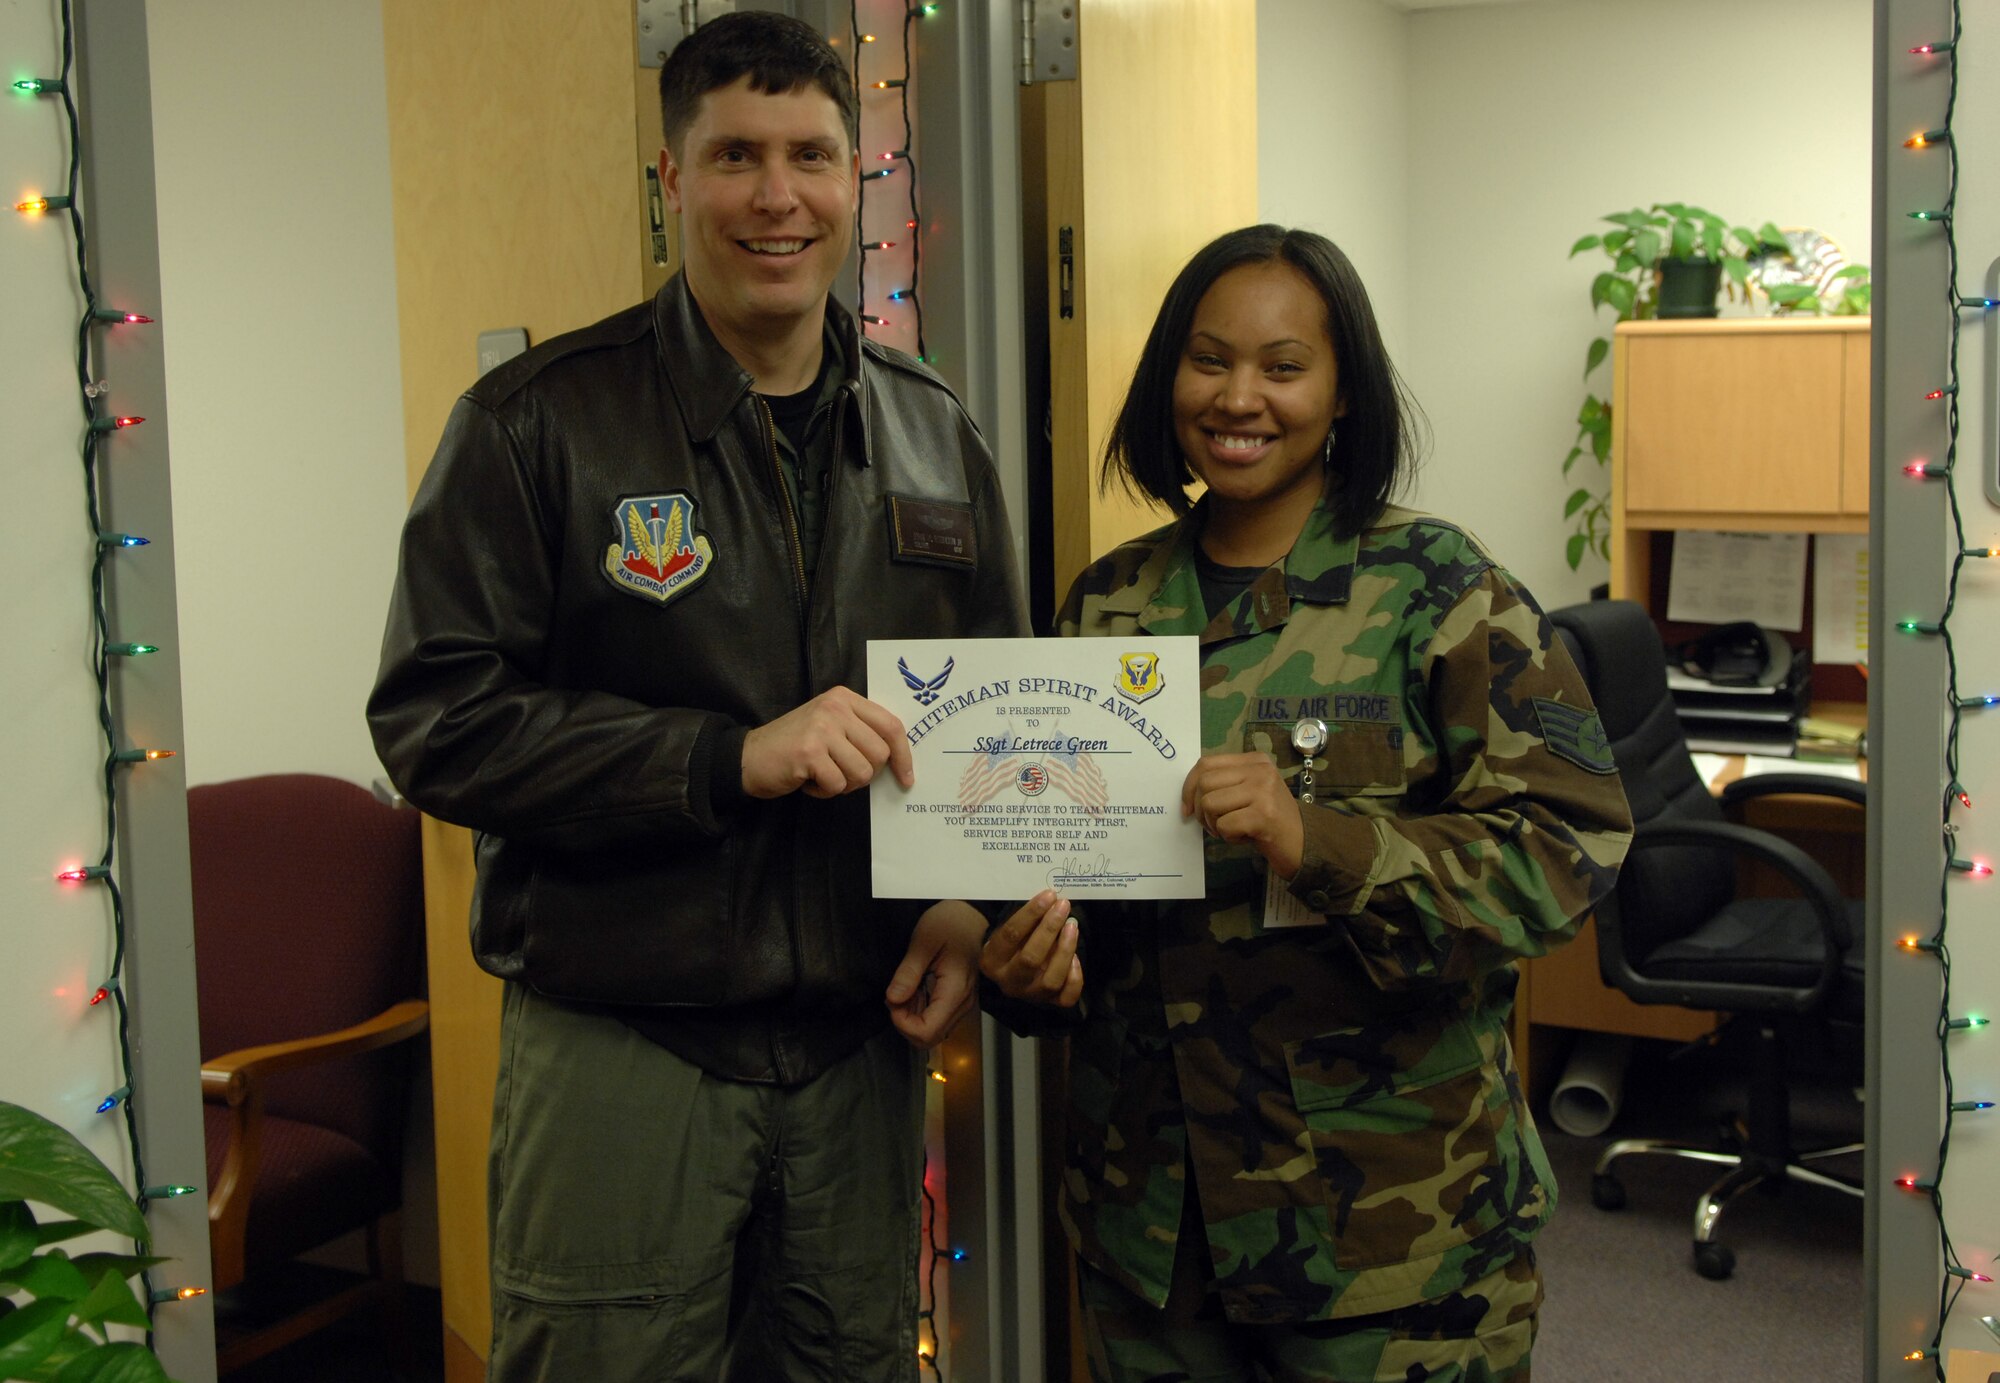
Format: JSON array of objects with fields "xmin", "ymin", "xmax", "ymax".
[
  {"xmin": 603, "ymin": 492, "xmax": 713, "ymax": 605},
  {"xmin": 1533, "ymin": 697, "xmax": 1618, "ymax": 774}
]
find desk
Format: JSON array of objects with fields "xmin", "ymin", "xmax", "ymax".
[{"xmin": 1513, "ymin": 702, "xmax": 1867, "ymax": 1104}]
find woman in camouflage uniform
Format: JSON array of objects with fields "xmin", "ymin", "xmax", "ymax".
[{"xmin": 983, "ymin": 225, "xmax": 1633, "ymax": 1382}]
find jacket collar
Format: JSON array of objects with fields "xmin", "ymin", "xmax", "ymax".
[
  {"xmin": 1097, "ymin": 491, "xmax": 1360, "ymax": 642},
  {"xmin": 653, "ymin": 274, "xmax": 872, "ymax": 466}
]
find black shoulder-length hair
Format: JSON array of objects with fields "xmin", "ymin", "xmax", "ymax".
[{"xmin": 1102, "ymin": 224, "xmax": 1424, "ymax": 539}]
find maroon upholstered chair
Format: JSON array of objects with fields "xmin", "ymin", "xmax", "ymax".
[{"xmin": 190, "ymin": 773, "xmax": 429, "ymax": 1373}]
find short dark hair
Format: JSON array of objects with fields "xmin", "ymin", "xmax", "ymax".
[
  {"xmin": 1103, "ymin": 224, "xmax": 1425, "ymax": 538},
  {"xmin": 659, "ymin": 10, "xmax": 858, "ymax": 155}
]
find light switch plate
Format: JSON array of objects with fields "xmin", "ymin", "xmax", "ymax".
[{"xmin": 477, "ymin": 328, "xmax": 530, "ymax": 377}]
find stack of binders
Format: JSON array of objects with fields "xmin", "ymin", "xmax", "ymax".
[{"xmin": 1667, "ymin": 645, "xmax": 1812, "ymax": 757}]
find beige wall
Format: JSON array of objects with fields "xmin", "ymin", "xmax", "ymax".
[
  {"xmin": 150, "ymin": 0, "xmax": 410, "ymax": 790},
  {"xmin": 1258, "ymin": 0, "xmax": 1872, "ymax": 607},
  {"xmin": 1256, "ymin": 0, "xmax": 1412, "ymax": 360}
]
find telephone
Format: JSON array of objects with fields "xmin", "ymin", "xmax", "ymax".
[{"xmin": 1676, "ymin": 622, "xmax": 1793, "ymax": 688}]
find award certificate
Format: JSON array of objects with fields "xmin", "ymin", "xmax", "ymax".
[{"xmin": 867, "ymin": 636, "xmax": 1205, "ymax": 900}]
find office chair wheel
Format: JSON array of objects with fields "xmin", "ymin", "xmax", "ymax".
[
  {"xmin": 1590, "ymin": 1173, "xmax": 1626, "ymax": 1211},
  {"xmin": 1693, "ymin": 1240, "xmax": 1736, "ymax": 1281}
]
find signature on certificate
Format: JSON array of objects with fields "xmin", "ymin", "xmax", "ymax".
[{"xmin": 1047, "ymin": 854, "xmax": 1143, "ymax": 888}]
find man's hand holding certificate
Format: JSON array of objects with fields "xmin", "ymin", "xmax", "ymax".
[{"xmin": 867, "ymin": 636, "xmax": 1205, "ymax": 900}]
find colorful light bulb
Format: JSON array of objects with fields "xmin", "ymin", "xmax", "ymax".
[
  {"xmin": 1905, "ymin": 129, "xmax": 1949, "ymax": 148},
  {"xmin": 1904, "ymin": 461, "xmax": 1946, "ymax": 478},
  {"xmin": 1948, "ymin": 1015, "xmax": 1991, "ymax": 1029},
  {"xmin": 57, "ymin": 865, "xmax": 109, "ymax": 884},
  {"xmin": 16, "ymin": 194, "xmax": 71, "ymax": 214},
  {"xmin": 1911, "ymin": 41, "xmax": 1954, "ymax": 54},
  {"xmin": 97, "ymin": 1085, "xmax": 131, "ymax": 1114},
  {"xmin": 862, "ymin": 168, "xmax": 895, "ymax": 181},
  {"xmin": 89, "ymin": 415, "xmax": 145, "ymax": 433},
  {"xmin": 90, "ymin": 308, "xmax": 154, "ymax": 324},
  {"xmin": 106, "ymin": 643, "xmax": 159, "ymax": 657},
  {"xmin": 862, "ymin": 241, "xmax": 896, "ymax": 251},
  {"xmin": 98, "ymin": 532, "xmax": 150, "ymax": 548},
  {"xmin": 1909, "ymin": 210, "xmax": 1946, "ymax": 222},
  {"xmin": 145, "ymin": 1185, "xmax": 198, "ymax": 1199},
  {"xmin": 860, "ymin": 314, "xmax": 890, "ymax": 326},
  {"xmin": 1951, "ymin": 1101, "xmax": 1994, "ymax": 1112},
  {"xmin": 149, "ymin": 1286, "xmax": 207, "ymax": 1303},
  {"xmin": 1899, "ymin": 619, "xmax": 1941, "ymax": 634},
  {"xmin": 13, "ymin": 77, "xmax": 63, "ymax": 95},
  {"xmin": 112, "ymin": 748, "xmax": 176, "ymax": 763},
  {"xmin": 873, "ymin": 79, "xmax": 906, "ymax": 89}
]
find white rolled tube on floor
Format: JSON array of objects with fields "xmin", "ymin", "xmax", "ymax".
[{"xmin": 1547, "ymin": 1032, "xmax": 1632, "ymax": 1137}]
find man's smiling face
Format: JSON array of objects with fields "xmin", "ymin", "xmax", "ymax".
[{"xmin": 661, "ymin": 75, "xmax": 857, "ymax": 346}]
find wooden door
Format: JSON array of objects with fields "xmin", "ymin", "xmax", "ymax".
[{"xmin": 1023, "ymin": 0, "xmax": 1261, "ymax": 613}]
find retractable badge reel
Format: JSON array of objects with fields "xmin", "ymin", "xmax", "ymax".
[{"xmin": 1290, "ymin": 718, "xmax": 1328, "ymax": 804}]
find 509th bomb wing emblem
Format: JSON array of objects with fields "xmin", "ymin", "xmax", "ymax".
[
  {"xmin": 1115, "ymin": 651, "xmax": 1163, "ymax": 704},
  {"xmin": 602, "ymin": 492, "xmax": 713, "ymax": 605},
  {"xmin": 899, "ymin": 656, "xmax": 954, "ymax": 706}
]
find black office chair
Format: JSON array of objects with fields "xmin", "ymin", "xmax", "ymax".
[{"xmin": 1549, "ymin": 599, "xmax": 1865, "ymax": 1280}]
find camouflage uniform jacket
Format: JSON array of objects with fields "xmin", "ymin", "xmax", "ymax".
[{"xmin": 1053, "ymin": 496, "xmax": 1633, "ymax": 1324}]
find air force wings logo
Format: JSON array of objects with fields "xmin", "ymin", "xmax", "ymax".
[
  {"xmin": 899, "ymin": 656, "xmax": 954, "ymax": 706},
  {"xmin": 1116, "ymin": 651, "xmax": 1163, "ymax": 704},
  {"xmin": 603, "ymin": 493, "xmax": 712, "ymax": 605}
]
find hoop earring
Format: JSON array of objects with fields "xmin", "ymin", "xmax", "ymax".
[{"xmin": 1322, "ymin": 424, "xmax": 1338, "ymax": 467}]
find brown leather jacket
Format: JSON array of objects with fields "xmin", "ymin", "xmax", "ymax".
[{"xmin": 368, "ymin": 277, "xmax": 1026, "ymax": 1083}]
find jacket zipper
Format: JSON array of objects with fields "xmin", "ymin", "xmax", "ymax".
[
  {"xmin": 755, "ymin": 394, "xmax": 810, "ymax": 614},
  {"xmin": 755, "ymin": 391, "xmax": 811, "ymax": 1084}
]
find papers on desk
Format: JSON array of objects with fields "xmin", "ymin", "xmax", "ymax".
[
  {"xmin": 1688, "ymin": 751, "xmax": 1865, "ymax": 792},
  {"xmin": 1739, "ymin": 754, "xmax": 1863, "ymax": 782},
  {"xmin": 1690, "ymin": 753, "xmax": 1733, "ymax": 790}
]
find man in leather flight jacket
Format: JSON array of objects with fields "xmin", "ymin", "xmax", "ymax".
[{"xmin": 367, "ymin": 13, "xmax": 1024, "ymax": 1381}]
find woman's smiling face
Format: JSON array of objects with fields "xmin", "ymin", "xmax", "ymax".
[{"xmin": 1172, "ymin": 259, "xmax": 1346, "ymax": 526}]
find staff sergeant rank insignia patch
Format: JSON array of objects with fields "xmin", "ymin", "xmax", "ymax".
[
  {"xmin": 603, "ymin": 492, "xmax": 713, "ymax": 605},
  {"xmin": 1532, "ymin": 697, "xmax": 1618, "ymax": 774}
]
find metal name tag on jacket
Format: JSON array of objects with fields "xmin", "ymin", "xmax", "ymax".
[{"xmin": 602, "ymin": 492, "xmax": 713, "ymax": 604}]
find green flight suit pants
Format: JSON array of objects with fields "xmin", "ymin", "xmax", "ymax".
[{"xmin": 485, "ymin": 982, "xmax": 925, "ymax": 1383}]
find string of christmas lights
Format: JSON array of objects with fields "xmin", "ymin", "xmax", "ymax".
[
  {"xmin": 1893, "ymin": 1, "xmax": 1994, "ymax": 1370},
  {"xmin": 852, "ymin": 0, "xmax": 933, "ymax": 366},
  {"xmin": 14, "ymin": 0, "xmax": 199, "ymax": 1329}
]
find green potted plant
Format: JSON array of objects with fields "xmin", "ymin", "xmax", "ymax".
[
  {"xmin": 0, "ymin": 1100, "xmax": 181, "ymax": 1383},
  {"xmin": 1560, "ymin": 204, "xmax": 1793, "ymax": 570}
]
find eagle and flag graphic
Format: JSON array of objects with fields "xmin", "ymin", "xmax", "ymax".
[
  {"xmin": 958, "ymin": 744, "xmax": 1110, "ymax": 814},
  {"xmin": 603, "ymin": 492, "xmax": 712, "ymax": 603}
]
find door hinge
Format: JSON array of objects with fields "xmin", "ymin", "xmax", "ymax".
[
  {"xmin": 1020, "ymin": 0, "xmax": 1078, "ymax": 85},
  {"xmin": 638, "ymin": 0, "xmax": 737, "ymax": 69}
]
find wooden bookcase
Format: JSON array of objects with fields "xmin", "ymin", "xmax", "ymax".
[{"xmin": 1609, "ymin": 316, "xmax": 1871, "ymax": 606}]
